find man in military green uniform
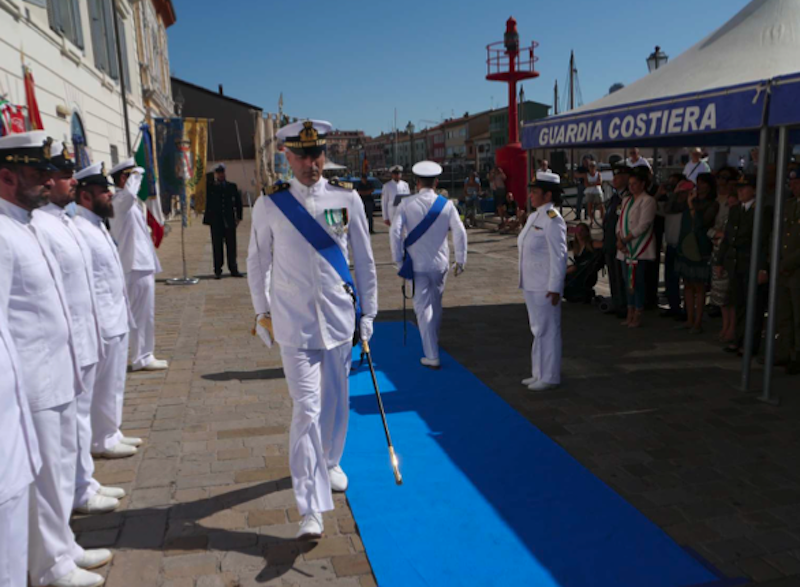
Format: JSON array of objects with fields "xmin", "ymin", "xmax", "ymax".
[{"xmin": 777, "ymin": 169, "xmax": 800, "ymax": 374}]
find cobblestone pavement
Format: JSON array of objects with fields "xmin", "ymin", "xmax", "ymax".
[{"xmin": 74, "ymin": 209, "xmax": 799, "ymax": 586}]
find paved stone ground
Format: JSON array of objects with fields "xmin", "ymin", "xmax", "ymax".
[{"xmin": 72, "ymin": 208, "xmax": 799, "ymax": 586}]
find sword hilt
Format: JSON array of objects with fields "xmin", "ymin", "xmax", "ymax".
[{"xmin": 389, "ymin": 446, "xmax": 403, "ymax": 485}]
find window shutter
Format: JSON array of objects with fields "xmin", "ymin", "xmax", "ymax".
[
  {"xmin": 103, "ymin": 0, "xmax": 119, "ymax": 80},
  {"xmin": 117, "ymin": 15, "xmax": 130, "ymax": 89},
  {"xmin": 90, "ymin": 0, "xmax": 110, "ymax": 75},
  {"xmin": 69, "ymin": 0, "xmax": 84, "ymax": 48},
  {"xmin": 47, "ymin": 0, "xmax": 65, "ymax": 34}
]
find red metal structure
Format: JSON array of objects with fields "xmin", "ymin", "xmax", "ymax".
[{"xmin": 486, "ymin": 18, "xmax": 539, "ymax": 209}]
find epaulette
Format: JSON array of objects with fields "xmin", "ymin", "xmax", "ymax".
[
  {"xmin": 329, "ymin": 178, "xmax": 354, "ymax": 190},
  {"xmin": 547, "ymin": 209, "xmax": 558, "ymax": 219},
  {"xmin": 267, "ymin": 182, "xmax": 291, "ymax": 195}
]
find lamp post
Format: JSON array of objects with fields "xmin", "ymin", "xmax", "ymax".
[
  {"xmin": 646, "ymin": 46, "xmax": 668, "ymax": 177},
  {"xmin": 174, "ymin": 90, "xmax": 185, "ymax": 117},
  {"xmin": 406, "ymin": 121, "xmax": 415, "ymax": 167}
]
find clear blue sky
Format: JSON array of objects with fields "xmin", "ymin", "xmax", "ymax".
[{"xmin": 168, "ymin": 0, "xmax": 751, "ymax": 136}]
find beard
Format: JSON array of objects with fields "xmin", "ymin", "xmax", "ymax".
[
  {"xmin": 92, "ymin": 197, "xmax": 115, "ymax": 219},
  {"xmin": 16, "ymin": 182, "xmax": 49, "ymax": 210}
]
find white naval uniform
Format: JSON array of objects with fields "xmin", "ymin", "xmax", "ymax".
[
  {"xmin": 0, "ymin": 314, "xmax": 41, "ymax": 587},
  {"xmin": 518, "ymin": 202, "xmax": 568, "ymax": 385},
  {"xmin": 0, "ymin": 198, "xmax": 86, "ymax": 587},
  {"xmin": 109, "ymin": 172, "xmax": 162, "ymax": 370},
  {"xmin": 75, "ymin": 207, "xmax": 132, "ymax": 452},
  {"xmin": 381, "ymin": 178, "xmax": 410, "ymax": 224},
  {"xmin": 390, "ymin": 188, "xmax": 467, "ymax": 361},
  {"xmin": 247, "ymin": 178, "xmax": 378, "ymax": 516},
  {"xmin": 33, "ymin": 203, "xmax": 104, "ymax": 508}
]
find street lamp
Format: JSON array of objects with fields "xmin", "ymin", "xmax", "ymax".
[
  {"xmin": 646, "ymin": 46, "xmax": 669, "ymax": 73},
  {"xmin": 174, "ymin": 90, "xmax": 185, "ymax": 117}
]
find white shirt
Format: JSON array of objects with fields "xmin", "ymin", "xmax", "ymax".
[
  {"xmin": 390, "ymin": 188, "xmax": 467, "ymax": 274},
  {"xmin": 0, "ymin": 198, "xmax": 80, "ymax": 412},
  {"xmin": 518, "ymin": 202, "xmax": 568, "ymax": 293},
  {"xmin": 33, "ymin": 203, "xmax": 101, "ymax": 368},
  {"xmin": 74, "ymin": 207, "xmax": 132, "ymax": 339},
  {"xmin": 0, "ymin": 313, "xmax": 41, "ymax": 504},
  {"xmin": 109, "ymin": 173, "xmax": 162, "ymax": 275},
  {"xmin": 247, "ymin": 178, "xmax": 379, "ymax": 350},
  {"xmin": 381, "ymin": 179, "xmax": 410, "ymax": 222},
  {"xmin": 742, "ymin": 199, "xmax": 755, "ymax": 212},
  {"xmin": 683, "ymin": 159, "xmax": 711, "ymax": 183},
  {"xmin": 626, "ymin": 156, "xmax": 652, "ymax": 170}
]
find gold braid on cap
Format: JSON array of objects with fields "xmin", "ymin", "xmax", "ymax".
[{"xmin": 283, "ymin": 121, "xmax": 327, "ymax": 149}]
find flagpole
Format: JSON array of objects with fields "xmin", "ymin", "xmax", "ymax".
[
  {"xmin": 111, "ymin": 0, "xmax": 132, "ymax": 155},
  {"xmin": 166, "ymin": 116, "xmax": 199, "ymax": 286}
]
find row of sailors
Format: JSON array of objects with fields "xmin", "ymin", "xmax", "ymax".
[{"xmin": 0, "ymin": 131, "xmax": 167, "ymax": 587}]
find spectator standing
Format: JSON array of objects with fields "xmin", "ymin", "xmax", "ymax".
[
  {"xmin": 777, "ymin": 169, "xmax": 800, "ymax": 374},
  {"xmin": 710, "ymin": 172, "xmax": 739, "ymax": 343},
  {"xmin": 539, "ymin": 159, "xmax": 552, "ymax": 173},
  {"xmin": 497, "ymin": 191, "xmax": 522, "ymax": 234},
  {"xmin": 657, "ymin": 174, "xmax": 688, "ymax": 320},
  {"xmin": 489, "ymin": 166, "xmax": 507, "ymax": 213},
  {"xmin": 626, "ymin": 147, "xmax": 652, "ymax": 170},
  {"xmin": 583, "ymin": 160, "xmax": 604, "ymax": 227},
  {"xmin": 603, "ymin": 164, "xmax": 631, "ymax": 317},
  {"xmin": 574, "ymin": 155, "xmax": 593, "ymax": 221},
  {"xmin": 356, "ymin": 173, "xmax": 375, "ymax": 234},
  {"xmin": 381, "ymin": 165, "xmax": 410, "ymax": 226},
  {"xmin": 682, "ymin": 148, "xmax": 711, "ymax": 183},
  {"xmin": 464, "ymin": 171, "xmax": 481, "ymax": 228},
  {"xmin": 204, "ymin": 164, "xmax": 244, "ymax": 279}
]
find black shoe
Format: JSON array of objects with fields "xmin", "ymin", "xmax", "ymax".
[
  {"xmin": 230, "ymin": 271, "xmax": 244, "ymax": 278},
  {"xmin": 214, "ymin": 274, "xmax": 222, "ymax": 280}
]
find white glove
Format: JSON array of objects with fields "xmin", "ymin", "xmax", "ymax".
[
  {"xmin": 254, "ymin": 313, "xmax": 273, "ymax": 348},
  {"xmin": 124, "ymin": 169, "xmax": 144, "ymax": 195},
  {"xmin": 360, "ymin": 316, "xmax": 374, "ymax": 342},
  {"xmin": 454, "ymin": 263, "xmax": 465, "ymax": 277}
]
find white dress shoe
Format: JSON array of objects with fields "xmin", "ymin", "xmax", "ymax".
[
  {"xmin": 522, "ymin": 377, "xmax": 538, "ymax": 386},
  {"xmin": 420, "ymin": 357, "xmax": 441, "ymax": 369},
  {"xmin": 74, "ymin": 494, "xmax": 119, "ymax": 515},
  {"xmin": 97, "ymin": 485, "xmax": 126, "ymax": 499},
  {"xmin": 328, "ymin": 465, "xmax": 349, "ymax": 492},
  {"xmin": 75, "ymin": 548, "xmax": 113, "ymax": 570},
  {"xmin": 92, "ymin": 443, "xmax": 137, "ymax": 459},
  {"xmin": 133, "ymin": 358, "xmax": 168, "ymax": 371},
  {"xmin": 50, "ymin": 568, "xmax": 105, "ymax": 587},
  {"xmin": 528, "ymin": 380, "xmax": 559, "ymax": 392},
  {"xmin": 296, "ymin": 512, "xmax": 324, "ymax": 540},
  {"xmin": 120, "ymin": 436, "xmax": 143, "ymax": 447}
]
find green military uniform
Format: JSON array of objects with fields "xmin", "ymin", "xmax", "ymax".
[{"xmin": 777, "ymin": 194, "xmax": 800, "ymax": 368}]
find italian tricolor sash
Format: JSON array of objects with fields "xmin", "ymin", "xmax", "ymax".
[{"xmin": 620, "ymin": 196, "xmax": 654, "ymax": 292}]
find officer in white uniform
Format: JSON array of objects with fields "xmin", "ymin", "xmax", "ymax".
[
  {"xmin": 390, "ymin": 161, "xmax": 467, "ymax": 368},
  {"xmin": 0, "ymin": 132, "xmax": 110, "ymax": 587},
  {"xmin": 75, "ymin": 163, "xmax": 141, "ymax": 461},
  {"xmin": 518, "ymin": 171, "xmax": 568, "ymax": 391},
  {"xmin": 247, "ymin": 120, "xmax": 378, "ymax": 540},
  {"xmin": 381, "ymin": 164, "xmax": 410, "ymax": 226},
  {"xmin": 33, "ymin": 143, "xmax": 127, "ymax": 516},
  {"xmin": 108, "ymin": 158, "xmax": 167, "ymax": 372}
]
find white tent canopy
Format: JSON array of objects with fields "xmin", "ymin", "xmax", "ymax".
[
  {"xmin": 323, "ymin": 161, "xmax": 347, "ymax": 171},
  {"xmin": 523, "ymin": 0, "xmax": 800, "ymax": 149}
]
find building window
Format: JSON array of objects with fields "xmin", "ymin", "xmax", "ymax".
[
  {"xmin": 47, "ymin": 0, "xmax": 84, "ymax": 49},
  {"xmin": 89, "ymin": 0, "xmax": 130, "ymax": 87},
  {"xmin": 110, "ymin": 144, "xmax": 119, "ymax": 166}
]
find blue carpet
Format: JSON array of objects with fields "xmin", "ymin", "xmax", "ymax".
[{"xmin": 344, "ymin": 322, "xmax": 743, "ymax": 587}]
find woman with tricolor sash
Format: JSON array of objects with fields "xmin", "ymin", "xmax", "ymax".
[{"xmin": 616, "ymin": 166, "xmax": 657, "ymax": 328}]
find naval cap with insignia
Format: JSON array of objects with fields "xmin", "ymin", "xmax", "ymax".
[
  {"xmin": 390, "ymin": 165, "xmax": 403, "ymax": 173},
  {"xmin": 109, "ymin": 157, "xmax": 143, "ymax": 177},
  {"xmin": 530, "ymin": 170, "xmax": 562, "ymax": 193},
  {"xmin": 0, "ymin": 130, "xmax": 57, "ymax": 171},
  {"xmin": 74, "ymin": 161, "xmax": 112, "ymax": 187},
  {"xmin": 276, "ymin": 120, "xmax": 332, "ymax": 156},
  {"xmin": 412, "ymin": 161, "xmax": 443, "ymax": 178},
  {"xmin": 50, "ymin": 140, "xmax": 75, "ymax": 172}
]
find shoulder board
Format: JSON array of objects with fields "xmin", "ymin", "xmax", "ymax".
[
  {"xmin": 547, "ymin": 209, "xmax": 558, "ymax": 219},
  {"xmin": 329, "ymin": 179, "xmax": 354, "ymax": 190},
  {"xmin": 267, "ymin": 182, "xmax": 291, "ymax": 196}
]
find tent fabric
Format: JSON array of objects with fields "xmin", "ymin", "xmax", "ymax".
[
  {"xmin": 323, "ymin": 161, "xmax": 347, "ymax": 170},
  {"xmin": 523, "ymin": 0, "xmax": 800, "ymax": 150}
]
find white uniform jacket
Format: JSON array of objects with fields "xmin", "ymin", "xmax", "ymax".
[
  {"xmin": 0, "ymin": 312, "xmax": 41, "ymax": 504},
  {"xmin": 390, "ymin": 188, "xmax": 468, "ymax": 273},
  {"xmin": 518, "ymin": 202, "xmax": 568, "ymax": 293},
  {"xmin": 381, "ymin": 179, "xmax": 410, "ymax": 222},
  {"xmin": 33, "ymin": 204, "xmax": 102, "ymax": 368},
  {"xmin": 247, "ymin": 178, "xmax": 378, "ymax": 350},
  {"xmin": 0, "ymin": 198, "xmax": 81, "ymax": 411},
  {"xmin": 74, "ymin": 207, "xmax": 132, "ymax": 339},
  {"xmin": 109, "ymin": 173, "xmax": 162, "ymax": 275}
]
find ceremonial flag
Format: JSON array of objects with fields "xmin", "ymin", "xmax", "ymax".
[
  {"xmin": 23, "ymin": 66, "xmax": 44, "ymax": 131},
  {"xmin": 0, "ymin": 100, "xmax": 26, "ymax": 135},
  {"xmin": 154, "ymin": 117, "xmax": 187, "ymax": 226},
  {"xmin": 183, "ymin": 119, "xmax": 208, "ymax": 214},
  {"xmin": 135, "ymin": 124, "xmax": 165, "ymax": 247}
]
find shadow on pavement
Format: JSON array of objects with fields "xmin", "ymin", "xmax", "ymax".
[{"xmin": 202, "ymin": 368, "xmax": 285, "ymax": 382}]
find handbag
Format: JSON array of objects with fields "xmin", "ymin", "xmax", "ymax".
[{"xmin": 680, "ymin": 232, "xmax": 702, "ymax": 262}]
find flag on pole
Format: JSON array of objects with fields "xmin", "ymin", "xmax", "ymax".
[
  {"xmin": 23, "ymin": 66, "xmax": 44, "ymax": 131},
  {"xmin": 135, "ymin": 123, "xmax": 165, "ymax": 247},
  {"xmin": 155, "ymin": 117, "xmax": 187, "ymax": 226},
  {"xmin": 0, "ymin": 100, "xmax": 26, "ymax": 135},
  {"xmin": 183, "ymin": 119, "xmax": 208, "ymax": 214}
]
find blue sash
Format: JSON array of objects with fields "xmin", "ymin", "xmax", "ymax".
[
  {"xmin": 398, "ymin": 195, "xmax": 447, "ymax": 280},
  {"xmin": 270, "ymin": 189, "xmax": 362, "ymax": 324}
]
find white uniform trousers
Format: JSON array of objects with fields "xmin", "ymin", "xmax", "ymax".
[
  {"xmin": 280, "ymin": 342, "xmax": 352, "ymax": 516},
  {"xmin": 74, "ymin": 363, "xmax": 101, "ymax": 507},
  {"xmin": 0, "ymin": 486, "xmax": 30, "ymax": 587},
  {"xmin": 92, "ymin": 333, "xmax": 128, "ymax": 452},
  {"xmin": 126, "ymin": 270, "xmax": 156, "ymax": 370},
  {"xmin": 524, "ymin": 290, "xmax": 562, "ymax": 385},
  {"xmin": 413, "ymin": 270, "xmax": 447, "ymax": 361},
  {"xmin": 29, "ymin": 401, "xmax": 84, "ymax": 587}
]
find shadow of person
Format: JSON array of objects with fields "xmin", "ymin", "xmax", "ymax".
[{"xmin": 201, "ymin": 368, "xmax": 285, "ymax": 382}]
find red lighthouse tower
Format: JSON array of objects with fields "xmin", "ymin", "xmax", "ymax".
[{"xmin": 486, "ymin": 17, "xmax": 539, "ymax": 209}]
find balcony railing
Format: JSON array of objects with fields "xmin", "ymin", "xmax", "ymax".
[{"xmin": 486, "ymin": 40, "xmax": 539, "ymax": 77}]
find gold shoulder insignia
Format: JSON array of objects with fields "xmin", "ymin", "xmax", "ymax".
[
  {"xmin": 547, "ymin": 209, "xmax": 557, "ymax": 219},
  {"xmin": 329, "ymin": 179, "xmax": 354, "ymax": 190},
  {"xmin": 267, "ymin": 182, "xmax": 291, "ymax": 196}
]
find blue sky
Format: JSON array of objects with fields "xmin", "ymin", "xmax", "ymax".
[{"xmin": 168, "ymin": 0, "xmax": 751, "ymax": 136}]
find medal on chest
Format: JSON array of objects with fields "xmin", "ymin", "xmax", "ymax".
[{"xmin": 324, "ymin": 207, "xmax": 349, "ymax": 236}]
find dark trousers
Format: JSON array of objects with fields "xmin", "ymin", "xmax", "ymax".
[
  {"xmin": 605, "ymin": 252, "xmax": 626, "ymax": 311},
  {"xmin": 646, "ymin": 215, "xmax": 665, "ymax": 308},
  {"xmin": 211, "ymin": 223, "xmax": 238, "ymax": 275},
  {"xmin": 733, "ymin": 270, "xmax": 767, "ymax": 354},
  {"xmin": 361, "ymin": 196, "xmax": 375, "ymax": 233},
  {"xmin": 664, "ymin": 244, "xmax": 681, "ymax": 312}
]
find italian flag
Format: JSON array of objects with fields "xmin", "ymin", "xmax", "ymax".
[{"xmin": 134, "ymin": 134, "xmax": 166, "ymax": 248}]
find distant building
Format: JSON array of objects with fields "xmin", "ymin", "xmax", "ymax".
[
  {"xmin": 134, "ymin": 0, "xmax": 176, "ymax": 121},
  {"xmin": 327, "ymin": 130, "xmax": 365, "ymax": 166},
  {"xmin": 489, "ymin": 101, "xmax": 550, "ymax": 155}
]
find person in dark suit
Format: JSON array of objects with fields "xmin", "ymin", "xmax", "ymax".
[{"xmin": 204, "ymin": 164, "xmax": 243, "ymax": 279}]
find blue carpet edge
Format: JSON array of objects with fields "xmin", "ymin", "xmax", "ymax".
[{"xmin": 681, "ymin": 547, "xmax": 749, "ymax": 587}]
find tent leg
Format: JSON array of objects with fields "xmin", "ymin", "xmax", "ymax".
[
  {"xmin": 760, "ymin": 125, "xmax": 789, "ymax": 406},
  {"xmin": 739, "ymin": 125, "xmax": 770, "ymax": 392}
]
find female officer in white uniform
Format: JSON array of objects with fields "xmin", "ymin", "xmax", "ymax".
[{"xmin": 518, "ymin": 172, "xmax": 568, "ymax": 391}]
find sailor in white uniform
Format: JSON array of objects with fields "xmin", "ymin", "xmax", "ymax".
[
  {"xmin": 390, "ymin": 161, "xmax": 467, "ymax": 368},
  {"xmin": 0, "ymin": 131, "xmax": 111, "ymax": 587},
  {"xmin": 33, "ymin": 144, "xmax": 127, "ymax": 516},
  {"xmin": 247, "ymin": 120, "xmax": 378, "ymax": 540},
  {"xmin": 74, "ymin": 163, "xmax": 141, "ymax": 462},
  {"xmin": 518, "ymin": 171, "xmax": 568, "ymax": 391},
  {"xmin": 108, "ymin": 158, "xmax": 167, "ymax": 372},
  {"xmin": 381, "ymin": 164, "xmax": 410, "ymax": 226}
]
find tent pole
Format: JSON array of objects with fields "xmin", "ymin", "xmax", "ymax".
[
  {"xmin": 760, "ymin": 125, "xmax": 789, "ymax": 405},
  {"xmin": 740, "ymin": 125, "xmax": 770, "ymax": 391}
]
